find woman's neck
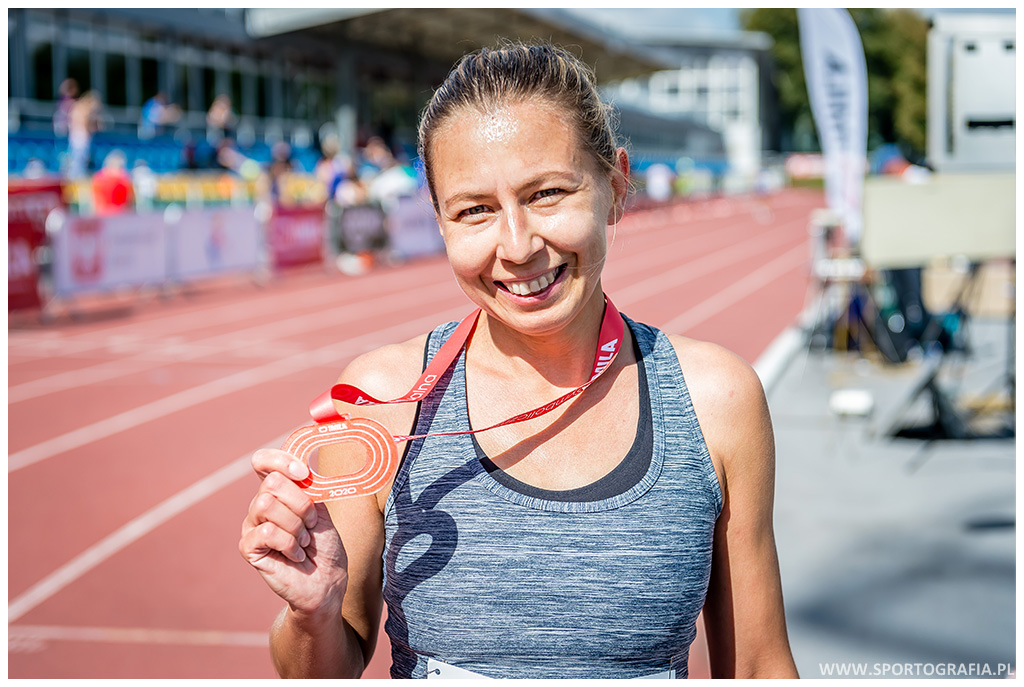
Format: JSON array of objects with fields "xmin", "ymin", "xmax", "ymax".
[{"xmin": 472, "ymin": 287, "xmax": 609, "ymax": 389}]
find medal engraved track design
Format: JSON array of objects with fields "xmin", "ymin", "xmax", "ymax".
[{"xmin": 282, "ymin": 416, "xmax": 398, "ymax": 502}]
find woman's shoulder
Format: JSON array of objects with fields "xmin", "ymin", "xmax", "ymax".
[
  {"xmin": 664, "ymin": 334, "xmax": 763, "ymax": 396},
  {"xmin": 337, "ymin": 332, "xmax": 431, "ymax": 397},
  {"xmin": 663, "ymin": 333, "xmax": 772, "ymax": 485}
]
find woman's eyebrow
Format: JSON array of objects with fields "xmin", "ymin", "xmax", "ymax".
[
  {"xmin": 442, "ymin": 171, "xmax": 583, "ymax": 208},
  {"xmin": 442, "ymin": 191, "xmax": 491, "ymax": 211}
]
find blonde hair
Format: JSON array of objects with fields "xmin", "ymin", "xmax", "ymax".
[{"xmin": 418, "ymin": 42, "xmax": 620, "ymax": 206}]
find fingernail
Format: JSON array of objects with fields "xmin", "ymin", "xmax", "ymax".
[
  {"xmin": 295, "ymin": 548, "xmax": 306, "ymax": 562},
  {"xmin": 288, "ymin": 461, "xmax": 309, "ymax": 480},
  {"xmin": 300, "ymin": 528, "xmax": 310, "ymax": 547}
]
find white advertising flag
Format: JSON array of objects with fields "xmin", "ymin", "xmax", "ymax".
[{"xmin": 798, "ymin": 8, "xmax": 868, "ymax": 246}]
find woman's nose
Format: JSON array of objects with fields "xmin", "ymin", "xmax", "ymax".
[{"xmin": 495, "ymin": 207, "xmax": 543, "ymax": 264}]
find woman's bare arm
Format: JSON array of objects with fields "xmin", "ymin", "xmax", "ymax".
[
  {"xmin": 247, "ymin": 336, "xmax": 427, "ymax": 677},
  {"xmin": 671, "ymin": 336, "xmax": 799, "ymax": 678}
]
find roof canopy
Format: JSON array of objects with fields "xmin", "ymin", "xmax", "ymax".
[{"xmin": 245, "ymin": 8, "xmax": 675, "ymax": 83}]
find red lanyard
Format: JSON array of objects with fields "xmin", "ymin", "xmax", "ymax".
[
  {"xmin": 287, "ymin": 297, "xmax": 624, "ymax": 502},
  {"xmin": 307, "ymin": 297, "xmax": 624, "ymax": 442}
]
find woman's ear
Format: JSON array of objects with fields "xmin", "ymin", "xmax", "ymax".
[{"xmin": 607, "ymin": 147, "xmax": 630, "ymax": 225}]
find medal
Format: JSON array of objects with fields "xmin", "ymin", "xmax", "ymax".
[{"xmin": 287, "ymin": 297, "xmax": 624, "ymax": 501}]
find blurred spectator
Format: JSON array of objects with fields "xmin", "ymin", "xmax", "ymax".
[
  {"xmin": 181, "ymin": 136, "xmax": 199, "ymax": 171},
  {"xmin": 357, "ymin": 135, "xmax": 393, "ymax": 179},
  {"xmin": 92, "ymin": 150, "xmax": 134, "ymax": 216},
  {"xmin": 644, "ymin": 162, "xmax": 675, "ymax": 203},
  {"xmin": 68, "ymin": 90, "xmax": 102, "ymax": 178},
  {"xmin": 315, "ymin": 134, "xmax": 364, "ymax": 207},
  {"xmin": 269, "ymin": 141, "xmax": 294, "ymax": 203},
  {"xmin": 214, "ymin": 137, "xmax": 261, "ymax": 181},
  {"xmin": 23, "ymin": 158, "xmax": 48, "ymax": 179},
  {"xmin": 350, "ymin": 136, "xmax": 415, "ymax": 213},
  {"xmin": 53, "ymin": 78, "xmax": 78, "ymax": 137},
  {"xmin": 368, "ymin": 157, "xmax": 419, "ymax": 214},
  {"xmin": 206, "ymin": 94, "xmax": 237, "ymax": 142},
  {"xmin": 131, "ymin": 159, "xmax": 158, "ymax": 213},
  {"xmin": 140, "ymin": 92, "xmax": 181, "ymax": 139}
]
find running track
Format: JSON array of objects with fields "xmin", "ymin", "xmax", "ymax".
[{"xmin": 8, "ymin": 188, "xmax": 821, "ymax": 678}]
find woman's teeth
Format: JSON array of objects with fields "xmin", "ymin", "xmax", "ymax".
[{"xmin": 505, "ymin": 266, "xmax": 560, "ymax": 296}]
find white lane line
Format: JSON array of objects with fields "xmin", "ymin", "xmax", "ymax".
[
  {"xmin": 753, "ymin": 326, "xmax": 805, "ymax": 396},
  {"xmin": 661, "ymin": 242, "xmax": 809, "ymax": 335},
  {"xmin": 611, "ymin": 218, "xmax": 803, "ymax": 304},
  {"xmin": 9, "ymin": 215, "xmax": 769, "ymax": 405},
  {"xmin": 9, "ymin": 278, "xmax": 457, "ymax": 403},
  {"xmin": 7, "ymin": 257, "xmax": 449, "ymax": 358},
  {"xmin": 7, "ymin": 438, "xmax": 280, "ymax": 623},
  {"xmin": 8, "ymin": 303, "xmax": 471, "ymax": 473},
  {"xmin": 9, "ymin": 226, "xmax": 809, "ymax": 467},
  {"xmin": 7, "ymin": 624, "xmax": 268, "ymax": 649}
]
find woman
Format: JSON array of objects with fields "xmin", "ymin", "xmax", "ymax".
[{"xmin": 240, "ymin": 42, "xmax": 798, "ymax": 679}]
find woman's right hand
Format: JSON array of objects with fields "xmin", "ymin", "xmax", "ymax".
[{"xmin": 239, "ymin": 448, "xmax": 349, "ymax": 616}]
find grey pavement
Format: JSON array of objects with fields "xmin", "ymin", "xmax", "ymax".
[{"xmin": 768, "ymin": 318, "xmax": 1016, "ymax": 679}]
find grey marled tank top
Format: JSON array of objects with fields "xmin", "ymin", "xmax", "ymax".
[{"xmin": 381, "ymin": 315, "xmax": 722, "ymax": 679}]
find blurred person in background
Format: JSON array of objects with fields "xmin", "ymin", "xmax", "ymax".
[
  {"xmin": 268, "ymin": 141, "xmax": 294, "ymax": 204},
  {"xmin": 67, "ymin": 90, "xmax": 102, "ymax": 178},
  {"xmin": 140, "ymin": 91, "xmax": 181, "ymax": 139},
  {"xmin": 366, "ymin": 146, "xmax": 419, "ymax": 214},
  {"xmin": 131, "ymin": 159, "xmax": 158, "ymax": 213},
  {"xmin": 357, "ymin": 135, "xmax": 394, "ymax": 181},
  {"xmin": 53, "ymin": 78, "xmax": 78, "ymax": 138},
  {"xmin": 316, "ymin": 133, "xmax": 362, "ymax": 206},
  {"xmin": 644, "ymin": 161, "xmax": 675, "ymax": 203},
  {"xmin": 207, "ymin": 94, "xmax": 238, "ymax": 142},
  {"xmin": 22, "ymin": 158, "xmax": 49, "ymax": 180},
  {"xmin": 92, "ymin": 150, "xmax": 134, "ymax": 216},
  {"xmin": 240, "ymin": 42, "xmax": 797, "ymax": 680}
]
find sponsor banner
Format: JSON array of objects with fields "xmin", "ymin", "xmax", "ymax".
[
  {"xmin": 268, "ymin": 205, "xmax": 325, "ymax": 269},
  {"xmin": 798, "ymin": 8, "xmax": 868, "ymax": 245},
  {"xmin": 8, "ymin": 179, "xmax": 65, "ymax": 310},
  {"xmin": 386, "ymin": 194, "xmax": 446, "ymax": 260},
  {"xmin": 785, "ymin": 153, "xmax": 826, "ymax": 181},
  {"xmin": 170, "ymin": 207, "xmax": 261, "ymax": 281},
  {"xmin": 337, "ymin": 203, "xmax": 388, "ymax": 255},
  {"xmin": 53, "ymin": 214, "xmax": 167, "ymax": 296}
]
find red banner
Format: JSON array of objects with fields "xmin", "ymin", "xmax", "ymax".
[
  {"xmin": 8, "ymin": 179, "xmax": 65, "ymax": 311},
  {"xmin": 267, "ymin": 205, "xmax": 324, "ymax": 269}
]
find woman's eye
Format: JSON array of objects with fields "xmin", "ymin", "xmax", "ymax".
[
  {"xmin": 460, "ymin": 205, "xmax": 487, "ymax": 217},
  {"xmin": 534, "ymin": 188, "xmax": 562, "ymax": 200}
]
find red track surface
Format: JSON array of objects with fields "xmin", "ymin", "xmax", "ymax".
[{"xmin": 8, "ymin": 188, "xmax": 821, "ymax": 678}]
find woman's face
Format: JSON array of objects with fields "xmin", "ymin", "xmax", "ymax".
[{"xmin": 430, "ymin": 101, "xmax": 626, "ymax": 338}]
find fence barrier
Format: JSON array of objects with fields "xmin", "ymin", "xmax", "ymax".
[
  {"xmin": 9, "ymin": 180, "xmax": 452, "ymax": 315},
  {"xmin": 8, "ymin": 179, "xmax": 65, "ymax": 310}
]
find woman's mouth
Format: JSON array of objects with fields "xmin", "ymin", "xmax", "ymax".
[{"xmin": 495, "ymin": 264, "xmax": 567, "ymax": 297}]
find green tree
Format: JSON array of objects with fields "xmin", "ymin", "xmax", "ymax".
[
  {"xmin": 741, "ymin": 8, "xmax": 928, "ymax": 157},
  {"xmin": 887, "ymin": 9, "xmax": 929, "ymax": 154}
]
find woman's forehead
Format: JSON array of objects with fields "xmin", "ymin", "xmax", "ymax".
[
  {"xmin": 477, "ymin": 108, "xmax": 520, "ymax": 145},
  {"xmin": 432, "ymin": 102, "xmax": 578, "ymax": 154}
]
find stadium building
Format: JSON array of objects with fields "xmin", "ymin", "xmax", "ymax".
[
  {"xmin": 8, "ymin": 8, "xmax": 733, "ymax": 179},
  {"xmin": 602, "ymin": 29, "xmax": 780, "ymax": 188}
]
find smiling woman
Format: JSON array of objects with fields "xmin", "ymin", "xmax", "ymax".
[
  {"xmin": 429, "ymin": 99, "xmax": 623, "ymax": 341},
  {"xmin": 239, "ymin": 41, "xmax": 799, "ymax": 679}
]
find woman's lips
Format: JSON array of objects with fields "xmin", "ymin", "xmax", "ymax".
[{"xmin": 495, "ymin": 264, "xmax": 567, "ymax": 297}]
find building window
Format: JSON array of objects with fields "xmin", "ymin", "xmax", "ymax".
[
  {"xmin": 202, "ymin": 65, "xmax": 217, "ymax": 110},
  {"xmin": 141, "ymin": 56, "xmax": 160, "ymax": 99},
  {"xmin": 67, "ymin": 46, "xmax": 91, "ymax": 94},
  {"xmin": 31, "ymin": 40, "xmax": 53, "ymax": 100},
  {"xmin": 230, "ymin": 69, "xmax": 243, "ymax": 115},
  {"xmin": 173, "ymin": 61, "xmax": 189, "ymax": 111},
  {"xmin": 106, "ymin": 51, "xmax": 127, "ymax": 106},
  {"xmin": 257, "ymin": 73, "xmax": 268, "ymax": 118}
]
